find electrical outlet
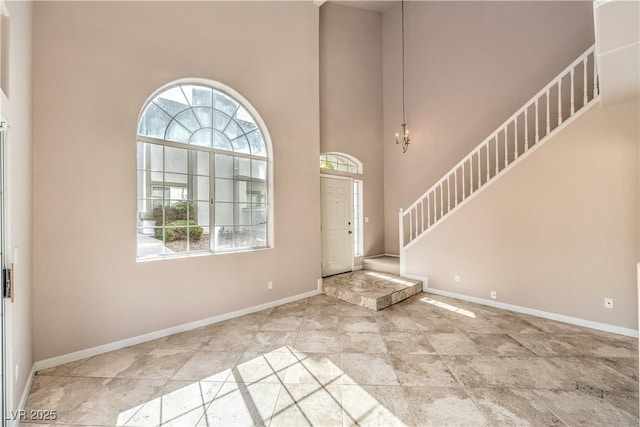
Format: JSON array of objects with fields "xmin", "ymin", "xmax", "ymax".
[
  {"xmin": 454, "ymin": 274, "xmax": 460, "ymax": 283},
  {"xmin": 490, "ymin": 291, "xmax": 497, "ymax": 299},
  {"xmin": 604, "ymin": 298, "xmax": 613, "ymax": 309},
  {"xmin": 267, "ymin": 281, "xmax": 273, "ymax": 290},
  {"xmin": 365, "ymin": 217, "xmax": 369, "ymax": 223}
]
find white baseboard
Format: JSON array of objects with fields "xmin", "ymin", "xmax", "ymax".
[
  {"xmin": 34, "ymin": 288, "xmax": 321, "ymax": 372},
  {"xmin": 404, "ymin": 274, "xmax": 429, "ymax": 288},
  {"xmin": 425, "ymin": 287, "xmax": 639, "ymax": 338},
  {"xmin": 8, "ymin": 364, "xmax": 36, "ymax": 427}
]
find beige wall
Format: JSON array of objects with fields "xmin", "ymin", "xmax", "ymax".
[
  {"xmin": 32, "ymin": 1, "xmax": 320, "ymax": 361},
  {"xmin": 1, "ymin": 0, "xmax": 33, "ymax": 409},
  {"xmin": 320, "ymin": 3, "xmax": 384, "ymax": 256},
  {"xmin": 406, "ymin": 99, "xmax": 639, "ymax": 330},
  {"xmin": 383, "ymin": 1, "xmax": 595, "ymax": 254}
]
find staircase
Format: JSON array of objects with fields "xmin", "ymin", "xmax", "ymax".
[{"xmin": 399, "ymin": 45, "xmax": 600, "ymax": 276}]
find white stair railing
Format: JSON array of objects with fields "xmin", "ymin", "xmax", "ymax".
[{"xmin": 399, "ymin": 45, "xmax": 599, "ymax": 274}]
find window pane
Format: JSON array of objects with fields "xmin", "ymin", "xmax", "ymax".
[
  {"xmin": 193, "ymin": 107, "xmax": 213, "ymax": 128},
  {"xmin": 192, "ymin": 150, "xmax": 210, "ymax": 176},
  {"xmin": 175, "ymin": 109, "xmax": 201, "ymax": 133},
  {"xmin": 215, "ymin": 178, "xmax": 233, "ymax": 202},
  {"xmin": 233, "ymin": 226, "xmax": 251, "ymax": 250},
  {"xmin": 138, "ymin": 103, "xmax": 171, "ymax": 139},
  {"xmin": 196, "ymin": 201, "xmax": 210, "ymax": 227},
  {"xmin": 153, "ymin": 87, "xmax": 190, "ymax": 116},
  {"xmin": 247, "ymin": 131, "xmax": 266, "ymax": 157},
  {"xmin": 231, "ymin": 135, "xmax": 250, "ymax": 154},
  {"xmin": 212, "ymin": 110, "xmax": 231, "ymax": 132},
  {"xmin": 215, "ymin": 202, "xmax": 233, "ymax": 225},
  {"xmin": 213, "ymin": 91, "xmax": 239, "ymax": 116},
  {"xmin": 234, "ymin": 157, "xmax": 251, "ymax": 178},
  {"xmin": 251, "ymin": 223, "xmax": 267, "ymax": 248},
  {"xmin": 236, "ymin": 203, "xmax": 252, "ymax": 225},
  {"xmin": 251, "ymin": 159, "xmax": 267, "ymax": 180},
  {"xmin": 190, "ymin": 128, "xmax": 212, "ymax": 148},
  {"xmin": 251, "ymin": 204, "xmax": 267, "ymax": 226},
  {"xmin": 137, "ymin": 143, "xmax": 163, "ymax": 172},
  {"xmin": 250, "ymin": 181, "xmax": 268, "ymax": 205},
  {"xmin": 215, "ymin": 154, "xmax": 234, "ymax": 178},
  {"xmin": 224, "ymin": 120, "xmax": 243, "ymax": 140},
  {"xmin": 235, "ymin": 180, "xmax": 249, "ymax": 204},
  {"xmin": 235, "ymin": 106, "xmax": 258, "ymax": 133},
  {"xmin": 213, "ymin": 226, "xmax": 234, "ymax": 252},
  {"xmin": 195, "ymin": 176, "xmax": 210, "ymax": 201},
  {"xmin": 212, "ymin": 131, "xmax": 233, "ymax": 152},
  {"xmin": 185, "ymin": 85, "xmax": 212, "ymax": 107},
  {"xmin": 165, "ymin": 146, "xmax": 188, "ymax": 174},
  {"xmin": 165, "ymin": 120, "xmax": 191, "ymax": 143},
  {"xmin": 137, "ymin": 228, "xmax": 171, "ymax": 257}
]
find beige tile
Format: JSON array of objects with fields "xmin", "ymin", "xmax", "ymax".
[
  {"xmin": 231, "ymin": 350, "xmax": 294, "ymax": 383},
  {"xmin": 57, "ymin": 378, "xmax": 166, "ymax": 425},
  {"xmin": 125, "ymin": 380, "xmax": 222, "ymax": 426},
  {"xmin": 202, "ymin": 381, "xmax": 281, "ymax": 426},
  {"xmin": 294, "ymin": 330, "xmax": 340, "ymax": 353},
  {"xmin": 339, "ymin": 332, "xmax": 387, "ymax": 354},
  {"xmin": 562, "ymin": 333, "xmax": 639, "ymax": 358},
  {"xmin": 260, "ymin": 315, "xmax": 303, "ymax": 331},
  {"xmin": 382, "ymin": 332, "xmax": 436, "ymax": 354},
  {"xmin": 548, "ymin": 357, "xmax": 639, "ymax": 392},
  {"xmin": 533, "ymin": 389, "xmax": 638, "ymax": 426},
  {"xmin": 466, "ymin": 387, "xmax": 565, "ymax": 426},
  {"xmin": 307, "ymin": 294, "xmax": 339, "ymax": 306},
  {"xmin": 339, "ymin": 316, "xmax": 379, "ymax": 333},
  {"xmin": 374, "ymin": 313, "xmax": 420, "ymax": 332},
  {"xmin": 68, "ymin": 347, "xmax": 149, "ymax": 378},
  {"xmin": 442, "ymin": 356, "xmax": 575, "ymax": 389},
  {"xmin": 390, "ymin": 354, "xmax": 458, "ymax": 387},
  {"xmin": 24, "ymin": 375, "xmax": 109, "ymax": 416},
  {"xmin": 410, "ymin": 315, "xmax": 461, "ymax": 333},
  {"xmin": 340, "ymin": 353, "xmax": 398, "ymax": 385},
  {"xmin": 35, "ymin": 358, "xmax": 91, "ymax": 377},
  {"xmin": 404, "ymin": 386, "xmax": 489, "ymax": 426},
  {"xmin": 203, "ymin": 329, "xmax": 256, "ymax": 352},
  {"xmin": 341, "ymin": 385, "xmax": 415, "ymax": 427},
  {"xmin": 283, "ymin": 352, "xmax": 343, "ymax": 386},
  {"xmin": 271, "ymin": 383, "xmax": 342, "ymax": 427},
  {"xmin": 467, "ymin": 333, "xmax": 535, "ymax": 356},
  {"xmin": 427, "ymin": 333, "xmax": 480, "ymax": 355},
  {"xmin": 488, "ymin": 315, "xmax": 545, "ymax": 334},
  {"xmin": 304, "ymin": 304, "xmax": 339, "ymax": 316},
  {"xmin": 300, "ymin": 314, "xmax": 339, "ymax": 331},
  {"xmin": 600, "ymin": 357, "xmax": 639, "ymax": 382},
  {"xmin": 270, "ymin": 301, "xmax": 309, "ymax": 316},
  {"xmin": 158, "ymin": 327, "xmax": 215, "ymax": 350},
  {"xmin": 509, "ymin": 334, "xmax": 584, "ymax": 357},
  {"xmin": 116, "ymin": 348, "xmax": 195, "ymax": 380},
  {"xmin": 450, "ymin": 317, "xmax": 504, "ymax": 334},
  {"xmin": 338, "ymin": 302, "xmax": 376, "ymax": 317},
  {"xmin": 246, "ymin": 331, "xmax": 298, "ymax": 353},
  {"xmin": 172, "ymin": 350, "xmax": 242, "ymax": 381}
]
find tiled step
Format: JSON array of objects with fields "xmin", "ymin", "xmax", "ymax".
[
  {"xmin": 323, "ymin": 270, "xmax": 422, "ymax": 311},
  {"xmin": 362, "ymin": 255, "xmax": 400, "ymax": 276}
]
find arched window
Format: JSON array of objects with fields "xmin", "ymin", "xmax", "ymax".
[
  {"xmin": 137, "ymin": 82, "xmax": 272, "ymax": 259},
  {"xmin": 319, "ymin": 152, "xmax": 362, "ymax": 174}
]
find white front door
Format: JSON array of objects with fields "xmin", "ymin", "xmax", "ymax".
[{"xmin": 321, "ymin": 176, "xmax": 353, "ymax": 277}]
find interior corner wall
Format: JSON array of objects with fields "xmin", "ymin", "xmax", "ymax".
[
  {"xmin": 320, "ymin": 3, "xmax": 384, "ymax": 256},
  {"xmin": 383, "ymin": 1, "xmax": 595, "ymax": 254},
  {"xmin": 2, "ymin": 0, "xmax": 33, "ymax": 409},
  {"xmin": 32, "ymin": 1, "xmax": 320, "ymax": 362},
  {"xmin": 406, "ymin": 99, "xmax": 640, "ymax": 330}
]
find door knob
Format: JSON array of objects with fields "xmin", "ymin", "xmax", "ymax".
[{"xmin": 348, "ymin": 231, "xmax": 353, "ymax": 234}]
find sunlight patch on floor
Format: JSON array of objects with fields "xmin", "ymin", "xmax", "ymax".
[
  {"xmin": 116, "ymin": 346, "xmax": 407, "ymax": 426},
  {"xmin": 420, "ymin": 297, "xmax": 476, "ymax": 318}
]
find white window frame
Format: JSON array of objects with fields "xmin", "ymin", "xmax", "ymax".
[{"xmin": 136, "ymin": 79, "xmax": 274, "ymax": 260}]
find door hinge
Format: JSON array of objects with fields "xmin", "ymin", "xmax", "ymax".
[{"xmin": 2, "ymin": 265, "xmax": 13, "ymax": 301}]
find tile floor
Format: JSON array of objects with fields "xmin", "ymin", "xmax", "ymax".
[{"xmin": 21, "ymin": 292, "xmax": 639, "ymax": 426}]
